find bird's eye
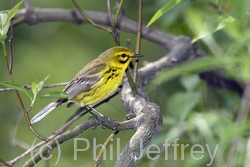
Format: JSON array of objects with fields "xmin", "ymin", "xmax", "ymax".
[{"xmin": 121, "ymin": 54, "xmax": 127, "ymax": 58}]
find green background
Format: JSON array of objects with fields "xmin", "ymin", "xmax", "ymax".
[{"xmin": 0, "ymin": 0, "xmax": 249, "ymax": 167}]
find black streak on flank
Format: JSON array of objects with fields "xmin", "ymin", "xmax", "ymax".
[
  {"xmin": 103, "ymin": 67, "xmax": 112, "ymax": 75},
  {"xmin": 105, "ymin": 67, "xmax": 122, "ymax": 84},
  {"xmin": 106, "ymin": 75, "xmax": 113, "ymax": 84}
]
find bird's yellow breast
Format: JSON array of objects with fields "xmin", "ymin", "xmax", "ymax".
[{"xmin": 70, "ymin": 66, "xmax": 123, "ymax": 106}]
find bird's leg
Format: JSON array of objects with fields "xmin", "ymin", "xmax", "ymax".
[{"xmin": 87, "ymin": 105, "xmax": 104, "ymax": 117}]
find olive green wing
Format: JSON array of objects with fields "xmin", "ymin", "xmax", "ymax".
[{"xmin": 64, "ymin": 63, "xmax": 107, "ymax": 99}]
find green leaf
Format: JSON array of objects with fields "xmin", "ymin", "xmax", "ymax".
[
  {"xmin": 38, "ymin": 75, "xmax": 50, "ymax": 92},
  {"xmin": 3, "ymin": 0, "xmax": 24, "ymax": 27},
  {"xmin": 31, "ymin": 80, "xmax": 39, "ymax": 97},
  {"xmin": 0, "ymin": 81, "xmax": 31, "ymax": 99},
  {"xmin": 41, "ymin": 91, "xmax": 68, "ymax": 99},
  {"xmin": 168, "ymin": 91, "xmax": 200, "ymax": 122},
  {"xmin": 31, "ymin": 80, "xmax": 38, "ymax": 106},
  {"xmin": 147, "ymin": 0, "xmax": 181, "ymax": 27},
  {"xmin": 31, "ymin": 75, "xmax": 50, "ymax": 96},
  {"xmin": 0, "ymin": 0, "xmax": 24, "ymax": 37},
  {"xmin": 0, "ymin": 12, "xmax": 9, "ymax": 36},
  {"xmin": 31, "ymin": 75, "xmax": 50, "ymax": 106}
]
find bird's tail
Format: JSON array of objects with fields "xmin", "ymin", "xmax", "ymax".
[{"xmin": 30, "ymin": 99, "xmax": 66, "ymax": 124}]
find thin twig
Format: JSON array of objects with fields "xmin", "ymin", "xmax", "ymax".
[
  {"xmin": 9, "ymin": 110, "xmax": 23, "ymax": 147},
  {"xmin": 53, "ymin": 110, "xmax": 89, "ymax": 135},
  {"xmin": 9, "ymin": 0, "xmax": 14, "ymax": 76},
  {"xmin": 71, "ymin": 0, "xmax": 112, "ymax": 33},
  {"xmin": 8, "ymin": 137, "xmax": 52, "ymax": 166},
  {"xmin": 0, "ymin": 158, "xmax": 11, "ymax": 167},
  {"xmin": 113, "ymin": 0, "xmax": 124, "ymax": 27},
  {"xmin": 9, "ymin": 139, "xmax": 31, "ymax": 150},
  {"xmin": 94, "ymin": 131, "xmax": 119, "ymax": 166},
  {"xmin": 125, "ymin": 69, "xmax": 137, "ymax": 94},
  {"xmin": 25, "ymin": 82, "xmax": 68, "ymax": 89},
  {"xmin": 111, "ymin": 0, "xmax": 124, "ymax": 46},
  {"xmin": 107, "ymin": 0, "xmax": 113, "ymax": 25},
  {"xmin": 133, "ymin": 0, "xmax": 142, "ymax": 82},
  {"xmin": 106, "ymin": 0, "xmax": 120, "ymax": 46},
  {"xmin": 0, "ymin": 82, "xmax": 68, "ymax": 92}
]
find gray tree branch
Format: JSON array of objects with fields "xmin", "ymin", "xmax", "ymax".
[
  {"xmin": 23, "ymin": 116, "xmax": 136, "ymax": 167},
  {"xmin": 14, "ymin": 8, "xmax": 176, "ymax": 51}
]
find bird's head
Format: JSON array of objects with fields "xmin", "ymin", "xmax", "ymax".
[{"xmin": 99, "ymin": 46, "xmax": 143, "ymax": 70}]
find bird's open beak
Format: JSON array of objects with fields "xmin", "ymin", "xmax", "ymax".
[{"xmin": 131, "ymin": 53, "xmax": 143, "ymax": 58}]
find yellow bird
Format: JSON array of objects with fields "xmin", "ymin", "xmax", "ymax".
[{"xmin": 30, "ymin": 46, "xmax": 142, "ymax": 124}]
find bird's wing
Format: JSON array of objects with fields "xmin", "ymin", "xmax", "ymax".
[{"xmin": 64, "ymin": 62, "xmax": 107, "ymax": 99}]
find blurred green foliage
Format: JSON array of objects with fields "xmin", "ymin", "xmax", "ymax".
[{"xmin": 0, "ymin": 0, "xmax": 250, "ymax": 167}]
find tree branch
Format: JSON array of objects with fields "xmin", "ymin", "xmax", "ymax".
[
  {"xmin": 13, "ymin": 8, "xmax": 175, "ymax": 50},
  {"xmin": 22, "ymin": 116, "xmax": 136, "ymax": 167}
]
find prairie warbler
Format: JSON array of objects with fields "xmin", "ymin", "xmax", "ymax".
[{"xmin": 30, "ymin": 46, "xmax": 142, "ymax": 124}]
